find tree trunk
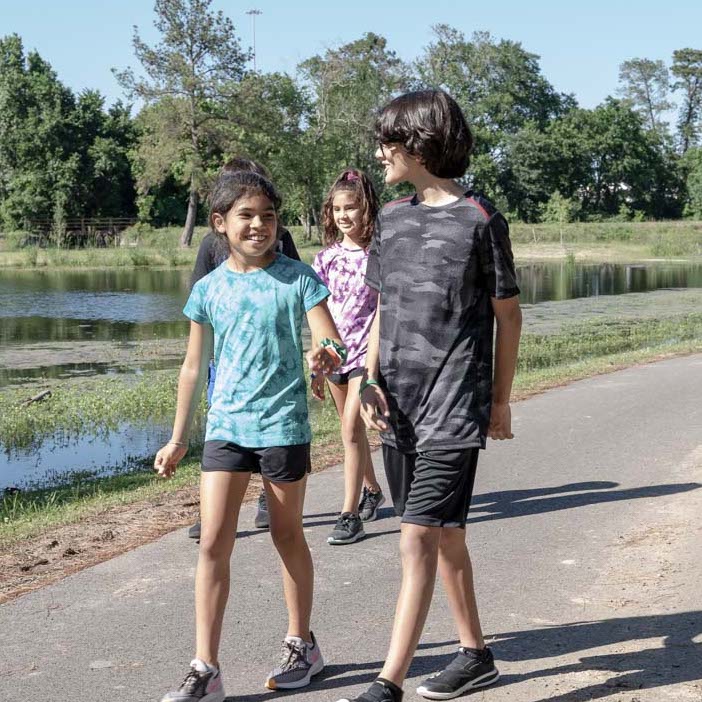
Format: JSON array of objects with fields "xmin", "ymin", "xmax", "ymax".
[
  {"xmin": 300, "ymin": 211, "xmax": 312, "ymax": 241},
  {"xmin": 180, "ymin": 177, "xmax": 198, "ymax": 247}
]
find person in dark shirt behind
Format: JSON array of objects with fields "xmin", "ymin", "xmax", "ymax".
[{"xmin": 188, "ymin": 157, "xmax": 301, "ymax": 540}]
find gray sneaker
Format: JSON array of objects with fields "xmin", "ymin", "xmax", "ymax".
[
  {"xmin": 358, "ymin": 487, "xmax": 386, "ymax": 522},
  {"xmin": 254, "ymin": 489, "xmax": 269, "ymax": 529},
  {"xmin": 327, "ymin": 512, "xmax": 365, "ymax": 545},
  {"xmin": 160, "ymin": 659, "xmax": 225, "ymax": 702},
  {"xmin": 264, "ymin": 631, "xmax": 324, "ymax": 689}
]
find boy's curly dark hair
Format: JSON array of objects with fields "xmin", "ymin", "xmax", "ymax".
[
  {"xmin": 375, "ymin": 90, "xmax": 473, "ymax": 178},
  {"xmin": 208, "ymin": 171, "xmax": 282, "ymax": 235},
  {"xmin": 321, "ymin": 169, "xmax": 379, "ymax": 248}
]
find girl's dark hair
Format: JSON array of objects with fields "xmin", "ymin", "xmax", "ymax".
[
  {"xmin": 375, "ymin": 90, "xmax": 473, "ymax": 178},
  {"xmin": 321, "ymin": 169, "xmax": 379, "ymax": 248},
  {"xmin": 208, "ymin": 171, "xmax": 282, "ymax": 233},
  {"xmin": 220, "ymin": 157, "xmax": 270, "ymax": 179}
]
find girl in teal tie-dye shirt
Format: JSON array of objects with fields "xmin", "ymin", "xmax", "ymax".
[{"xmin": 153, "ymin": 171, "xmax": 345, "ymax": 702}]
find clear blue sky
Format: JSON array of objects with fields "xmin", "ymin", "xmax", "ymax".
[{"xmin": 3, "ymin": 0, "xmax": 700, "ymax": 111}]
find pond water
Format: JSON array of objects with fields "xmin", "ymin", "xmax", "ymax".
[
  {"xmin": 2, "ymin": 260, "xmax": 701, "ymax": 490},
  {"xmin": 2, "ymin": 262, "xmax": 702, "ymax": 346}
]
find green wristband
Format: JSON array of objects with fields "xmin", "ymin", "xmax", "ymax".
[{"xmin": 359, "ymin": 378, "xmax": 380, "ymax": 397}]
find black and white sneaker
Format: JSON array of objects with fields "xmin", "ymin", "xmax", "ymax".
[
  {"xmin": 160, "ymin": 659, "xmax": 225, "ymax": 702},
  {"xmin": 337, "ymin": 678, "xmax": 403, "ymax": 702},
  {"xmin": 327, "ymin": 513, "xmax": 365, "ymax": 545},
  {"xmin": 358, "ymin": 487, "xmax": 386, "ymax": 522},
  {"xmin": 416, "ymin": 646, "xmax": 499, "ymax": 699},
  {"xmin": 187, "ymin": 522, "xmax": 201, "ymax": 540}
]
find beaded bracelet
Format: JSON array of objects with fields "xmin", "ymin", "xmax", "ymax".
[
  {"xmin": 320, "ymin": 338, "xmax": 348, "ymax": 365},
  {"xmin": 168, "ymin": 440, "xmax": 188, "ymax": 448}
]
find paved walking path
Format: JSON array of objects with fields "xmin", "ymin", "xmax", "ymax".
[{"xmin": 2, "ymin": 355, "xmax": 701, "ymax": 702}]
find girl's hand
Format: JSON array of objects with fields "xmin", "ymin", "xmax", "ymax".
[
  {"xmin": 153, "ymin": 442, "xmax": 188, "ymax": 478},
  {"xmin": 488, "ymin": 402, "xmax": 514, "ymax": 440},
  {"xmin": 306, "ymin": 345, "xmax": 341, "ymax": 376},
  {"xmin": 360, "ymin": 383, "xmax": 391, "ymax": 432},
  {"xmin": 310, "ymin": 373, "xmax": 326, "ymax": 401}
]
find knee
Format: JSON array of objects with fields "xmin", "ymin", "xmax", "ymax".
[
  {"xmin": 270, "ymin": 522, "xmax": 304, "ymax": 551},
  {"xmin": 341, "ymin": 415, "xmax": 366, "ymax": 447},
  {"xmin": 199, "ymin": 529, "xmax": 234, "ymax": 562},
  {"xmin": 400, "ymin": 526, "xmax": 440, "ymax": 561},
  {"xmin": 438, "ymin": 528, "xmax": 468, "ymax": 558}
]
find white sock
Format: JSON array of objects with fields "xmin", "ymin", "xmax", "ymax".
[{"xmin": 191, "ymin": 658, "xmax": 218, "ymax": 674}]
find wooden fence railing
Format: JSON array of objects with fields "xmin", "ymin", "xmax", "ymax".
[{"xmin": 25, "ymin": 217, "xmax": 138, "ymax": 247}]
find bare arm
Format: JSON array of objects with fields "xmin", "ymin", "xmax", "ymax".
[
  {"xmin": 489, "ymin": 296, "xmax": 522, "ymax": 440},
  {"xmin": 154, "ymin": 320, "xmax": 213, "ymax": 477},
  {"xmin": 360, "ymin": 296, "xmax": 390, "ymax": 431},
  {"xmin": 306, "ymin": 300, "xmax": 345, "ymax": 377}
]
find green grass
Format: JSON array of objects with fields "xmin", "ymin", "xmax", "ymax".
[
  {"xmin": 2, "ymin": 221, "xmax": 701, "ymax": 270},
  {"xmin": 510, "ymin": 221, "xmax": 702, "ymax": 257}
]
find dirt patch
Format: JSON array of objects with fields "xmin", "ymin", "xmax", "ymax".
[{"xmin": 0, "ymin": 438, "xmax": 374, "ymax": 605}]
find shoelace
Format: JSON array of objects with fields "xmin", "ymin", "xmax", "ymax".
[
  {"xmin": 180, "ymin": 667, "xmax": 207, "ymax": 693},
  {"xmin": 279, "ymin": 639, "xmax": 308, "ymax": 671}
]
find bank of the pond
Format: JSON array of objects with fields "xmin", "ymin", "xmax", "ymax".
[
  {"xmin": 1, "ymin": 221, "xmax": 701, "ymax": 269},
  {"xmin": 3, "ymin": 310, "xmax": 701, "ymax": 538}
]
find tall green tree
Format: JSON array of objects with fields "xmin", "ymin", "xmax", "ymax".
[
  {"xmin": 298, "ymin": 32, "xmax": 410, "ymax": 230},
  {"xmin": 617, "ymin": 58, "xmax": 672, "ymax": 133},
  {"xmin": 416, "ymin": 26, "xmax": 575, "ymax": 201},
  {"xmin": 115, "ymin": 0, "xmax": 249, "ymax": 245},
  {"xmin": 0, "ymin": 34, "xmax": 77, "ymax": 230},
  {"xmin": 671, "ymin": 48, "xmax": 702, "ymax": 153}
]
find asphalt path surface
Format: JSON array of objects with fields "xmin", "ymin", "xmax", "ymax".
[{"xmin": 2, "ymin": 355, "xmax": 701, "ymax": 702}]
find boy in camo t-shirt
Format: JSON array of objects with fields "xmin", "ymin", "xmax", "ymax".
[{"xmin": 338, "ymin": 91, "xmax": 522, "ymax": 702}]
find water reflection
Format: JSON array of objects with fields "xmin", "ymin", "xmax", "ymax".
[{"xmin": 516, "ymin": 261, "xmax": 702, "ymax": 304}]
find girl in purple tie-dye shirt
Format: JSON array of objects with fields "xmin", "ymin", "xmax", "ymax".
[{"xmin": 312, "ymin": 169, "xmax": 386, "ymax": 545}]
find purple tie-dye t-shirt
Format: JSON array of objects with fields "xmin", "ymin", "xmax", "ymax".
[{"xmin": 313, "ymin": 242, "xmax": 378, "ymax": 374}]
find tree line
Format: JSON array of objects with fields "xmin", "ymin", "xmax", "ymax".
[{"xmin": 1, "ymin": 0, "xmax": 702, "ymax": 246}]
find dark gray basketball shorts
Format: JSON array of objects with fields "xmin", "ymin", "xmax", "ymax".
[{"xmin": 382, "ymin": 444, "xmax": 480, "ymax": 528}]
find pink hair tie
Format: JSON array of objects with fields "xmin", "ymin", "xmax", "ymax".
[{"xmin": 343, "ymin": 171, "xmax": 360, "ymax": 182}]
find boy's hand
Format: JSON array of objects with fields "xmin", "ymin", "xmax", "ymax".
[
  {"xmin": 310, "ymin": 373, "xmax": 326, "ymax": 401},
  {"xmin": 488, "ymin": 402, "xmax": 514, "ymax": 440},
  {"xmin": 306, "ymin": 345, "xmax": 341, "ymax": 376},
  {"xmin": 153, "ymin": 442, "xmax": 188, "ymax": 478},
  {"xmin": 360, "ymin": 384, "xmax": 391, "ymax": 432}
]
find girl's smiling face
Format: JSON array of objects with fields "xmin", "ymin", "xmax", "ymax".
[
  {"xmin": 332, "ymin": 191, "xmax": 363, "ymax": 245},
  {"xmin": 212, "ymin": 193, "xmax": 277, "ymax": 268}
]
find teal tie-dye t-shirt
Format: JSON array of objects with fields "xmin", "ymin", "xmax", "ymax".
[{"xmin": 183, "ymin": 254, "xmax": 330, "ymax": 447}]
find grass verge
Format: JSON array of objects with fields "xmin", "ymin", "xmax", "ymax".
[{"xmin": 2, "ymin": 313, "xmax": 701, "ymax": 548}]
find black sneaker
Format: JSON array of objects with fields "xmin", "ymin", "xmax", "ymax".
[
  {"xmin": 416, "ymin": 647, "xmax": 499, "ymax": 699},
  {"xmin": 254, "ymin": 489, "xmax": 269, "ymax": 529},
  {"xmin": 358, "ymin": 487, "xmax": 386, "ymax": 522},
  {"xmin": 337, "ymin": 678, "xmax": 403, "ymax": 702},
  {"xmin": 327, "ymin": 512, "xmax": 365, "ymax": 545},
  {"xmin": 187, "ymin": 522, "xmax": 201, "ymax": 540}
]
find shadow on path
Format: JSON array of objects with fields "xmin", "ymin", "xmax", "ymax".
[
  {"xmin": 489, "ymin": 610, "xmax": 702, "ymax": 700},
  {"xmin": 467, "ymin": 481, "xmax": 702, "ymax": 524}
]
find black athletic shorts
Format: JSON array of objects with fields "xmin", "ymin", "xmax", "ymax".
[
  {"xmin": 201, "ymin": 441, "xmax": 311, "ymax": 482},
  {"xmin": 382, "ymin": 445, "xmax": 480, "ymax": 528},
  {"xmin": 327, "ymin": 366, "xmax": 364, "ymax": 386}
]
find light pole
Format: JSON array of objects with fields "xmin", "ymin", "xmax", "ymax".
[{"xmin": 245, "ymin": 9, "xmax": 262, "ymax": 72}]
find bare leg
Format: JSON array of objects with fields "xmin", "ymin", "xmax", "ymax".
[
  {"xmin": 328, "ymin": 377, "xmax": 380, "ymax": 515},
  {"xmin": 438, "ymin": 527, "xmax": 485, "ymax": 649},
  {"xmin": 379, "ymin": 523, "xmax": 442, "ymax": 685},
  {"xmin": 265, "ymin": 475, "xmax": 313, "ymax": 640},
  {"xmin": 195, "ymin": 470, "xmax": 251, "ymax": 665}
]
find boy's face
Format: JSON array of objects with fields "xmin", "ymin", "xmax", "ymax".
[
  {"xmin": 213, "ymin": 193, "xmax": 277, "ymax": 264},
  {"xmin": 375, "ymin": 143, "xmax": 423, "ymax": 185}
]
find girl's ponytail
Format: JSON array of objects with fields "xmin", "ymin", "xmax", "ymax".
[{"xmin": 321, "ymin": 168, "xmax": 380, "ymax": 248}]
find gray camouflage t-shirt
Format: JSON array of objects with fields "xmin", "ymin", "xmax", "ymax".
[{"xmin": 365, "ymin": 191, "xmax": 520, "ymax": 452}]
